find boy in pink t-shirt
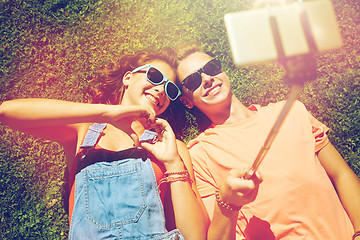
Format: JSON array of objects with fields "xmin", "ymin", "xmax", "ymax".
[
  {"xmin": 174, "ymin": 42, "xmax": 360, "ymax": 240},
  {"xmin": 189, "ymin": 101, "xmax": 353, "ymax": 239}
]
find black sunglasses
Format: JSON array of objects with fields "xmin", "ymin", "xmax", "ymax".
[
  {"xmin": 131, "ymin": 64, "xmax": 181, "ymax": 101},
  {"xmin": 181, "ymin": 59, "xmax": 222, "ymax": 91}
]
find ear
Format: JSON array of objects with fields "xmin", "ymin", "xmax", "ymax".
[
  {"xmin": 180, "ymin": 95, "xmax": 193, "ymax": 109},
  {"xmin": 122, "ymin": 71, "xmax": 132, "ymax": 87}
]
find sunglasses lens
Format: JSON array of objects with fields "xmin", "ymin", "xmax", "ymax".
[
  {"xmin": 183, "ymin": 74, "xmax": 202, "ymax": 91},
  {"xmin": 165, "ymin": 82, "xmax": 180, "ymax": 100},
  {"xmin": 203, "ymin": 59, "xmax": 222, "ymax": 76},
  {"xmin": 181, "ymin": 59, "xmax": 222, "ymax": 91},
  {"xmin": 147, "ymin": 67, "xmax": 163, "ymax": 84}
]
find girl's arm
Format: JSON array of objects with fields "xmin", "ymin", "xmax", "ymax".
[
  {"xmin": 0, "ymin": 98, "xmax": 156, "ymax": 144},
  {"xmin": 169, "ymin": 140, "xmax": 210, "ymax": 240},
  {"xmin": 140, "ymin": 118, "xmax": 210, "ymax": 240}
]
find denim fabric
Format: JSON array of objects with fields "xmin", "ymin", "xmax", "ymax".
[
  {"xmin": 69, "ymin": 156, "xmax": 184, "ymax": 240},
  {"xmin": 80, "ymin": 123, "xmax": 107, "ymax": 148}
]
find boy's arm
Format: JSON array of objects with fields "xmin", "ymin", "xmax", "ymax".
[
  {"xmin": 318, "ymin": 142, "xmax": 360, "ymax": 238},
  {"xmin": 205, "ymin": 194, "xmax": 239, "ymax": 240},
  {"xmin": 206, "ymin": 169, "xmax": 261, "ymax": 240}
]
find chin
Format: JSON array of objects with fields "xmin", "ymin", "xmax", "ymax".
[
  {"xmin": 148, "ymin": 104, "xmax": 163, "ymax": 116},
  {"xmin": 156, "ymin": 108, "xmax": 166, "ymax": 116}
]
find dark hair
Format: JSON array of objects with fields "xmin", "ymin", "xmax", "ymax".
[
  {"xmin": 169, "ymin": 41, "xmax": 212, "ymax": 139},
  {"xmin": 89, "ymin": 48, "xmax": 176, "ymax": 105},
  {"xmin": 173, "ymin": 41, "xmax": 204, "ymax": 66}
]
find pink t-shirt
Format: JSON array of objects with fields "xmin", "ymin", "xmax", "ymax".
[{"xmin": 188, "ymin": 101, "xmax": 353, "ymax": 239}]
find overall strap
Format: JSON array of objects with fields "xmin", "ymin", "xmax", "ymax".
[
  {"xmin": 80, "ymin": 123, "xmax": 107, "ymax": 148},
  {"xmin": 63, "ymin": 123, "xmax": 107, "ymax": 214}
]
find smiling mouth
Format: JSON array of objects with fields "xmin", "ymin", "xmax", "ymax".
[
  {"xmin": 145, "ymin": 94, "xmax": 160, "ymax": 107},
  {"xmin": 204, "ymin": 84, "xmax": 222, "ymax": 97}
]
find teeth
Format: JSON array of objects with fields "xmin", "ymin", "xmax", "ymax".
[
  {"xmin": 146, "ymin": 94, "xmax": 159, "ymax": 105},
  {"xmin": 207, "ymin": 86, "xmax": 220, "ymax": 96}
]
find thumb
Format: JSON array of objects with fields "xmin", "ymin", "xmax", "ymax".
[
  {"xmin": 228, "ymin": 168, "xmax": 247, "ymax": 178},
  {"xmin": 130, "ymin": 131, "xmax": 140, "ymax": 147}
]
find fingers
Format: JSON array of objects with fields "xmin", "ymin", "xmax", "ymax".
[
  {"xmin": 220, "ymin": 168, "xmax": 262, "ymax": 206},
  {"xmin": 147, "ymin": 118, "xmax": 175, "ymax": 139},
  {"xmin": 139, "ymin": 106, "xmax": 156, "ymax": 128},
  {"xmin": 124, "ymin": 105, "xmax": 156, "ymax": 128},
  {"xmin": 139, "ymin": 118, "xmax": 179, "ymax": 164},
  {"xmin": 229, "ymin": 168, "xmax": 262, "ymax": 183},
  {"xmin": 130, "ymin": 131, "xmax": 140, "ymax": 147},
  {"xmin": 152, "ymin": 118, "xmax": 170, "ymax": 130},
  {"xmin": 227, "ymin": 176, "xmax": 258, "ymax": 193},
  {"xmin": 139, "ymin": 140, "xmax": 154, "ymax": 152}
]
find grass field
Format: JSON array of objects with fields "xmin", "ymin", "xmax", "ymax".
[{"xmin": 0, "ymin": 0, "xmax": 359, "ymax": 238}]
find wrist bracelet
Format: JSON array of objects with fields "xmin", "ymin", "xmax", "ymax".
[
  {"xmin": 164, "ymin": 170, "xmax": 189, "ymax": 176},
  {"xmin": 353, "ymin": 231, "xmax": 360, "ymax": 240},
  {"xmin": 215, "ymin": 189, "xmax": 241, "ymax": 211},
  {"xmin": 159, "ymin": 170, "xmax": 192, "ymax": 188}
]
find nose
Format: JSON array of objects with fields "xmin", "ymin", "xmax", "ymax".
[
  {"xmin": 201, "ymin": 72, "xmax": 213, "ymax": 88},
  {"xmin": 153, "ymin": 83, "xmax": 165, "ymax": 96}
]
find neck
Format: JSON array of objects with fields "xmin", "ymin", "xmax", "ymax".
[
  {"xmin": 118, "ymin": 100, "xmax": 147, "ymax": 134},
  {"xmin": 208, "ymin": 95, "xmax": 255, "ymax": 126},
  {"xmin": 131, "ymin": 120, "xmax": 146, "ymax": 133}
]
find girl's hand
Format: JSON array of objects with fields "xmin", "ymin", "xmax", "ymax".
[
  {"xmin": 105, "ymin": 105, "xmax": 156, "ymax": 146},
  {"xmin": 219, "ymin": 169, "xmax": 262, "ymax": 208},
  {"xmin": 105, "ymin": 105, "xmax": 156, "ymax": 127},
  {"xmin": 140, "ymin": 118, "xmax": 180, "ymax": 168}
]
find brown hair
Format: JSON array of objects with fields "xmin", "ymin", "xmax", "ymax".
[
  {"xmin": 89, "ymin": 48, "xmax": 176, "ymax": 105},
  {"xmin": 169, "ymin": 41, "xmax": 212, "ymax": 137},
  {"xmin": 173, "ymin": 41, "xmax": 204, "ymax": 67}
]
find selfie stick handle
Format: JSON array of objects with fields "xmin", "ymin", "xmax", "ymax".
[{"xmin": 244, "ymin": 84, "xmax": 302, "ymax": 179}]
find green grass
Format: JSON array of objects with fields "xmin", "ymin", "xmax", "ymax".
[{"xmin": 0, "ymin": 0, "xmax": 359, "ymax": 238}]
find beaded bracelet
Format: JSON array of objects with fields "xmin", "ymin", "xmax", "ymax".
[
  {"xmin": 214, "ymin": 189, "xmax": 241, "ymax": 211},
  {"xmin": 353, "ymin": 231, "xmax": 360, "ymax": 240}
]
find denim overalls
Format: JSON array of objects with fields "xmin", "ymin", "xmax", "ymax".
[{"xmin": 69, "ymin": 123, "xmax": 184, "ymax": 240}]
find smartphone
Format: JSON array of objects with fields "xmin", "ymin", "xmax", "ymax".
[{"xmin": 224, "ymin": 0, "xmax": 343, "ymax": 66}]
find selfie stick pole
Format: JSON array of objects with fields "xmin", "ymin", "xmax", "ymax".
[
  {"xmin": 244, "ymin": 84, "xmax": 303, "ymax": 178},
  {"xmin": 244, "ymin": 2, "xmax": 318, "ymax": 179}
]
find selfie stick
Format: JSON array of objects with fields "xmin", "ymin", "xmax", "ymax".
[
  {"xmin": 244, "ymin": 2, "xmax": 318, "ymax": 179},
  {"xmin": 245, "ymin": 84, "xmax": 303, "ymax": 178}
]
